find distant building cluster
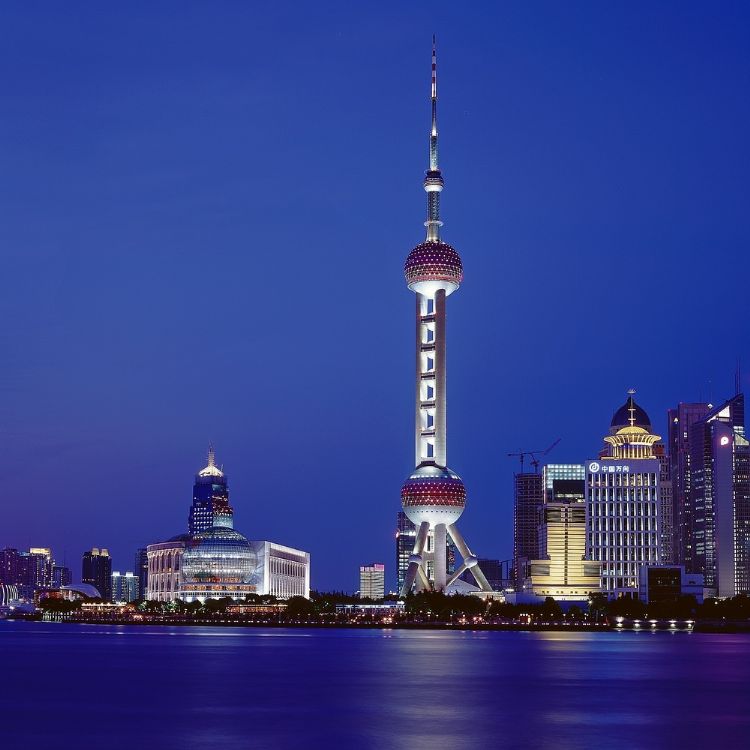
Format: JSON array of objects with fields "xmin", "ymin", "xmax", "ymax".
[
  {"xmin": 146, "ymin": 446, "xmax": 310, "ymax": 603},
  {"xmin": 510, "ymin": 391, "xmax": 750, "ymax": 604},
  {"xmin": 0, "ymin": 544, "xmax": 142, "ymax": 608},
  {"xmin": 1, "ymin": 447, "xmax": 310, "ymax": 610}
]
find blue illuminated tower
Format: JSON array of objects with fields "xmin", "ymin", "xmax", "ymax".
[{"xmin": 188, "ymin": 445, "xmax": 233, "ymax": 534}]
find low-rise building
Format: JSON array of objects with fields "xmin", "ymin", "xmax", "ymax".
[
  {"xmin": 146, "ymin": 535, "xmax": 189, "ymax": 602},
  {"xmin": 359, "ymin": 563, "xmax": 385, "ymax": 599},
  {"xmin": 112, "ymin": 571, "xmax": 140, "ymax": 603},
  {"xmin": 638, "ymin": 565, "xmax": 704, "ymax": 604}
]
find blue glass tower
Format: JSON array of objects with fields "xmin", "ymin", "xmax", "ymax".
[{"xmin": 188, "ymin": 445, "xmax": 233, "ymax": 534}]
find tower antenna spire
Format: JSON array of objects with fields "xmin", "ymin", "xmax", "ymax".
[{"xmin": 424, "ymin": 35, "xmax": 444, "ymax": 242}]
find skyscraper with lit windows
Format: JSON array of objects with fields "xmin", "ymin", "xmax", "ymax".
[
  {"xmin": 82, "ymin": 548, "xmax": 112, "ymax": 600},
  {"xmin": 188, "ymin": 445, "xmax": 233, "ymax": 534},
  {"xmin": 668, "ymin": 401, "xmax": 710, "ymax": 568},
  {"xmin": 513, "ymin": 473, "xmax": 543, "ymax": 589},
  {"xmin": 689, "ymin": 393, "xmax": 750, "ymax": 597},
  {"xmin": 586, "ymin": 392, "xmax": 661, "ymax": 597}
]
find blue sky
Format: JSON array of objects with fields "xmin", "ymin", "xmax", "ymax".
[{"xmin": 1, "ymin": 2, "xmax": 749, "ymax": 590}]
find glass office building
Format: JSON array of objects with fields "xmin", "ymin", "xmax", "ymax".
[
  {"xmin": 188, "ymin": 446, "xmax": 233, "ymax": 534},
  {"xmin": 689, "ymin": 394, "xmax": 750, "ymax": 597}
]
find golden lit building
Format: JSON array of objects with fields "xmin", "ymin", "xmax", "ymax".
[{"xmin": 524, "ymin": 499, "xmax": 601, "ymax": 601}]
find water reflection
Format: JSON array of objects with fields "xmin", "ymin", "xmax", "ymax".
[{"xmin": 1, "ymin": 622, "xmax": 749, "ymax": 750}]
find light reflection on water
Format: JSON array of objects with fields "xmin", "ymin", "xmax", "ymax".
[{"xmin": 1, "ymin": 621, "xmax": 749, "ymax": 750}]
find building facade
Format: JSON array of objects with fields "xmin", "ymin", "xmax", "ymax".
[
  {"xmin": 667, "ymin": 402, "xmax": 710, "ymax": 568},
  {"xmin": 52, "ymin": 565, "xmax": 72, "ymax": 588},
  {"xmin": 244, "ymin": 541, "xmax": 310, "ymax": 600},
  {"xmin": 586, "ymin": 393, "xmax": 661, "ymax": 598},
  {"xmin": 1, "ymin": 548, "xmax": 59, "ymax": 598},
  {"xmin": 188, "ymin": 445, "xmax": 233, "ymax": 534},
  {"xmin": 360, "ymin": 563, "xmax": 385, "ymax": 599},
  {"xmin": 146, "ymin": 536, "xmax": 188, "ymax": 602},
  {"xmin": 513, "ymin": 473, "xmax": 544, "ymax": 589},
  {"xmin": 520, "ymin": 464, "xmax": 600, "ymax": 601},
  {"xmin": 655, "ymin": 444, "xmax": 674, "ymax": 564},
  {"xmin": 524, "ymin": 501, "xmax": 602, "ymax": 601},
  {"xmin": 111, "ymin": 571, "xmax": 140, "ymax": 603},
  {"xmin": 82, "ymin": 548, "xmax": 112, "ymax": 601},
  {"xmin": 396, "ymin": 510, "xmax": 416, "ymax": 593},
  {"xmin": 459, "ymin": 558, "xmax": 508, "ymax": 591},
  {"xmin": 134, "ymin": 548, "xmax": 148, "ymax": 602},
  {"xmin": 638, "ymin": 565, "xmax": 704, "ymax": 604},
  {"xmin": 689, "ymin": 394, "xmax": 750, "ymax": 597}
]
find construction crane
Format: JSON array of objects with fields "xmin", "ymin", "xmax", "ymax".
[{"xmin": 507, "ymin": 438, "xmax": 561, "ymax": 473}]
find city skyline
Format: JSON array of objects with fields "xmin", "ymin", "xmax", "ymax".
[{"xmin": 2, "ymin": 5, "xmax": 750, "ymax": 591}]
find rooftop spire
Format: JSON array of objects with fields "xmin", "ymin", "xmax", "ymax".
[
  {"xmin": 431, "ymin": 34, "xmax": 438, "ymax": 142},
  {"xmin": 424, "ymin": 35, "xmax": 444, "ymax": 242},
  {"xmin": 197, "ymin": 443, "xmax": 224, "ymax": 478}
]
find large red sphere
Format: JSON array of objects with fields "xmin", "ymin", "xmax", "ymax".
[
  {"xmin": 404, "ymin": 241, "xmax": 463, "ymax": 290},
  {"xmin": 401, "ymin": 464, "xmax": 466, "ymax": 526}
]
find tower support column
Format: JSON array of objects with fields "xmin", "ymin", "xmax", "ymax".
[
  {"xmin": 434, "ymin": 289, "xmax": 447, "ymax": 466},
  {"xmin": 433, "ymin": 523, "xmax": 447, "ymax": 590}
]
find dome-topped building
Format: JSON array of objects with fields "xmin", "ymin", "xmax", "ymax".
[
  {"xmin": 147, "ymin": 446, "xmax": 311, "ymax": 603},
  {"xmin": 179, "ymin": 526, "xmax": 256, "ymax": 602},
  {"xmin": 587, "ymin": 390, "xmax": 663, "ymax": 598},
  {"xmin": 610, "ymin": 391, "xmax": 652, "ymax": 433}
]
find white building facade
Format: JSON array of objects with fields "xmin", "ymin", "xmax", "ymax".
[
  {"xmin": 146, "ymin": 536, "xmax": 188, "ymax": 603},
  {"xmin": 360, "ymin": 563, "xmax": 385, "ymax": 599},
  {"xmin": 248, "ymin": 541, "xmax": 310, "ymax": 599},
  {"xmin": 586, "ymin": 393, "xmax": 662, "ymax": 598}
]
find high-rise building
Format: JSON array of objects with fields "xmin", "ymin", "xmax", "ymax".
[
  {"xmin": 523, "ymin": 501, "xmax": 602, "ymax": 601},
  {"xmin": 513, "ymin": 473, "xmax": 544, "ymax": 588},
  {"xmin": 459, "ymin": 559, "xmax": 507, "ymax": 591},
  {"xmin": 668, "ymin": 402, "xmax": 710, "ymax": 568},
  {"xmin": 82, "ymin": 548, "xmax": 112, "ymax": 600},
  {"xmin": 111, "ymin": 571, "xmax": 140, "ymax": 603},
  {"xmin": 654, "ymin": 443, "xmax": 673, "ymax": 563},
  {"xmin": 146, "ymin": 535, "xmax": 189, "ymax": 602},
  {"xmin": 396, "ymin": 510, "xmax": 416, "ymax": 593},
  {"xmin": 52, "ymin": 565, "xmax": 72, "ymax": 588},
  {"xmin": 188, "ymin": 445, "xmax": 233, "ymax": 535},
  {"xmin": 360, "ymin": 563, "xmax": 385, "ymax": 599},
  {"xmin": 586, "ymin": 392, "xmax": 662, "ymax": 597},
  {"xmin": 515, "ymin": 463, "xmax": 600, "ymax": 601},
  {"xmin": 543, "ymin": 464, "xmax": 586, "ymax": 502},
  {"xmin": 398, "ymin": 40, "xmax": 491, "ymax": 596},
  {"xmin": 689, "ymin": 394, "xmax": 750, "ymax": 597},
  {"xmin": 134, "ymin": 548, "xmax": 148, "ymax": 601},
  {"xmin": 20, "ymin": 548, "xmax": 53, "ymax": 590},
  {"xmin": 0, "ymin": 548, "xmax": 21, "ymax": 586}
]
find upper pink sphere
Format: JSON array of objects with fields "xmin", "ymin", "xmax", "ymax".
[{"xmin": 404, "ymin": 241, "xmax": 463, "ymax": 292}]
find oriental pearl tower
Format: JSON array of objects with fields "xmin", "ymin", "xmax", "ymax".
[{"xmin": 400, "ymin": 39, "xmax": 492, "ymax": 596}]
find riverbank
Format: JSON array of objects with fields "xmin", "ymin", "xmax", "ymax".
[{"xmin": 5, "ymin": 613, "xmax": 717, "ymax": 632}]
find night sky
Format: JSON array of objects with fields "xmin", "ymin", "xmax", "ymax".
[{"xmin": 2, "ymin": 3, "xmax": 749, "ymax": 591}]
